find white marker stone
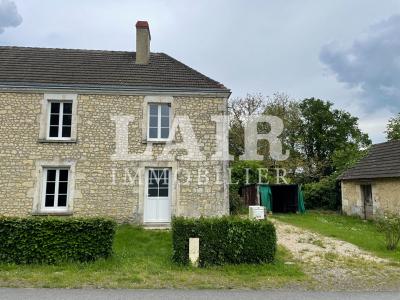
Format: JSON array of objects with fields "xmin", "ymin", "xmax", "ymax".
[{"xmin": 189, "ymin": 237, "xmax": 200, "ymax": 267}]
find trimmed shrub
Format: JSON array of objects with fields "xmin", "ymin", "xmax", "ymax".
[
  {"xmin": 172, "ymin": 216, "xmax": 276, "ymax": 266},
  {"xmin": 0, "ymin": 217, "xmax": 117, "ymax": 264}
]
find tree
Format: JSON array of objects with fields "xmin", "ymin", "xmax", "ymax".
[
  {"xmin": 386, "ymin": 113, "xmax": 400, "ymax": 141},
  {"xmin": 297, "ymin": 98, "xmax": 370, "ymax": 181},
  {"xmin": 228, "ymin": 95, "xmax": 371, "ymax": 184},
  {"xmin": 228, "ymin": 94, "xmax": 266, "ymax": 158}
]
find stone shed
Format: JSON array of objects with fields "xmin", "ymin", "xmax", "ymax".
[{"xmin": 339, "ymin": 140, "xmax": 400, "ymax": 219}]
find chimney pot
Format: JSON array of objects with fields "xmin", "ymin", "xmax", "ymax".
[{"xmin": 135, "ymin": 20, "xmax": 151, "ymax": 64}]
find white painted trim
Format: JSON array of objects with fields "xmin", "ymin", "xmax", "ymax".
[
  {"xmin": 137, "ymin": 161, "xmax": 178, "ymax": 224},
  {"xmin": 32, "ymin": 159, "xmax": 76, "ymax": 215},
  {"xmin": 142, "ymin": 96, "xmax": 174, "ymax": 142},
  {"xmin": 39, "ymin": 93, "xmax": 78, "ymax": 142},
  {"xmin": 40, "ymin": 168, "xmax": 70, "ymax": 213},
  {"xmin": 143, "ymin": 167, "xmax": 172, "ymax": 223}
]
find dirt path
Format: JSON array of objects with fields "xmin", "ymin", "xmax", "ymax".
[{"xmin": 272, "ymin": 219, "xmax": 400, "ymax": 291}]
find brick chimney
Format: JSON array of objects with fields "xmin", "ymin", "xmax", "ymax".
[{"xmin": 135, "ymin": 21, "xmax": 151, "ymax": 64}]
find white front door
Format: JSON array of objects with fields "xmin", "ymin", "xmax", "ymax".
[{"xmin": 144, "ymin": 168, "xmax": 171, "ymax": 223}]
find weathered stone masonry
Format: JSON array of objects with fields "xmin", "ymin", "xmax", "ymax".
[{"xmin": 0, "ymin": 92, "xmax": 229, "ymax": 222}]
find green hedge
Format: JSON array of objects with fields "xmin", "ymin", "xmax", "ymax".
[
  {"xmin": 0, "ymin": 217, "xmax": 117, "ymax": 264},
  {"xmin": 172, "ymin": 216, "xmax": 276, "ymax": 266}
]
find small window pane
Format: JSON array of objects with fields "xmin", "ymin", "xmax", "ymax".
[
  {"xmin": 63, "ymin": 103, "xmax": 72, "ymax": 114},
  {"xmin": 50, "ymin": 114, "xmax": 59, "ymax": 126},
  {"xmin": 51, "ymin": 102, "xmax": 60, "ymax": 114},
  {"xmin": 148, "ymin": 169, "xmax": 155, "ymax": 178},
  {"xmin": 149, "ymin": 104, "xmax": 158, "ymax": 115},
  {"xmin": 58, "ymin": 195, "xmax": 67, "ymax": 207},
  {"xmin": 49, "ymin": 126, "xmax": 59, "ymax": 137},
  {"xmin": 46, "ymin": 182, "xmax": 55, "ymax": 194},
  {"xmin": 161, "ymin": 128, "xmax": 169, "ymax": 139},
  {"xmin": 149, "ymin": 128, "xmax": 158, "ymax": 139},
  {"xmin": 149, "ymin": 116, "xmax": 158, "ymax": 127},
  {"xmin": 47, "ymin": 170, "xmax": 56, "ymax": 181},
  {"xmin": 159, "ymin": 170, "xmax": 169, "ymax": 185},
  {"xmin": 148, "ymin": 188, "xmax": 158, "ymax": 197},
  {"xmin": 58, "ymin": 182, "xmax": 68, "ymax": 194},
  {"xmin": 149, "ymin": 178, "xmax": 158, "ymax": 188},
  {"xmin": 159, "ymin": 188, "xmax": 168, "ymax": 197},
  {"xmin": 59, "ymin": 170, "xmax": 69, "ymax": 181},
  {"xmin": 161, "ymin": 104, "xmax": 170, "ymax": 116},
  {"xmin": 159, "ymin": 180, "xmax": 168, "ymax": 189},
  {"xmin": 63, "ymin": 114, "xmax": 72, "ymax": 126},
  {"xmin": 161, "ymin": 116, "xmax": 169, "ymax": 127},
  {"xmin": 62, "ymin": 126, "xmax": 71, "ymax": 138},
  {"xmin": 45, "ymin": 195, "xmax": 54, "ymax": 207}
]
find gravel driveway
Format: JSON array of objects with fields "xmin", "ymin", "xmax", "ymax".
[{"xmin": 273, "ymin": 219, "xmax": 400, "ymax": 291}]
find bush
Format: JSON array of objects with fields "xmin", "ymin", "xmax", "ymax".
[
  {"xmin": 229, "ymin": 160, "xmax": 272, "ymax": 214},
  {"xmin": 172, "ymin": 216, "xmax": 276, "ymax": 266},
  {"xmin": 376, "ymin": 213, "xmax": 400, "ymax": 250},
  {"xmin": 303, "ymin": 176, "xmax": 340, "ymax": 210},
  {"xmin": 229, "ymin": 189, "xmax": 245, "ymax": 214},
  {"xmin": 0, "ymin": 217, "xmax": 117, "ymax": 264}
]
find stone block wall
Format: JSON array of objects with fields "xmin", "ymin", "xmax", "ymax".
[
  {"xmin": 341, "ymin": 178, "xmax": 400, "ymax": 217},
  {"xmin": 0, "ymin": 92, "xmax": 229, "ymax": 222}
]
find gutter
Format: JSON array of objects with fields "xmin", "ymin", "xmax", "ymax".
[{"xmin": 0, "ymin": 82, "xmax": 232, "ymax": 98}]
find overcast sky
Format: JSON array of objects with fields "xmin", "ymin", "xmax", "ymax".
[{"xmin": 0, "ymin": 0, "xmax": 399, "ymax": 143}]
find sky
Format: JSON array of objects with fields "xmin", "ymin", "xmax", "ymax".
[{"xmin": 0, "ymin": 0, "xmax": 399, "ymax": 143}]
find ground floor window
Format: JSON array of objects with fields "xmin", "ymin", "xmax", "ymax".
[{"xmin": 42, "ymin": 168, "xmax": 70, "ymax": 211}]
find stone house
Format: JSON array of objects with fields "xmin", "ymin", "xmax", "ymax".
[
  {"xmin": 340, "ymin": 140, "xmax": 400, "ymax": 219},
  {"xmin": 0, "ymin": 21, "xmax": 231, "ymax": 225}
]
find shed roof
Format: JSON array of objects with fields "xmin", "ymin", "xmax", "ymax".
[{"xmin": 339, "ymin": 140, "xmax": 400, "ymax": 180}]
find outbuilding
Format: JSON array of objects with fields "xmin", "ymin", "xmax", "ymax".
[{"xmin": 339, "ymin": 140, "xmax": 400, "ymax": 219}]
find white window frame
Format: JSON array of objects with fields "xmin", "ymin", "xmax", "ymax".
[
  {"xmin": 39, "ymin": 94, "xmax": 78, "ymax": 142},
  {"xmin": 147, "ymin": 103, "xmax": 171, "ymax": 142},
  {"xmin": 41, "ymin": 167, "xmax": 70, "ymax": 213},
  {"xmin": 47, "ymin": 101, "xmax": 73, "ymax": 140}
]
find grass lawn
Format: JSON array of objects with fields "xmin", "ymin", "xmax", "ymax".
[
  {"xmin": 273, "ymin": 211, "xmax": 400, "ymax": 262},
  {"xmin": 0, "ymin": 225, "xmax": 306, "ymax": 289}
]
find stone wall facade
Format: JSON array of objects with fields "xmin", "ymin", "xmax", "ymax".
[
  {"xmin": 341, "ymin": 178, "xmax": 400, "ymax": 217},
  {"xmin": 0, "ymin": 91, "xmax": 229, "ymax": 223}
]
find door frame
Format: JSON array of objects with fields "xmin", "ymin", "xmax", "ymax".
[
  {"xmin": 143, "ymin": 167, "xmax": 172, "ymax": 224},
  {"xmin": 360, "ymin": 183, "xmax": 373, "ymax": 220}
]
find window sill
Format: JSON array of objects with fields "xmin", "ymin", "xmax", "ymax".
[
  {"xmin": 38, "ymin": 139, "xmax": 77, "ymax": 144},
  {"xmin": 32, "ymin": 211, "xmax": 73, "ymax": 216},
  {"xmin": 142, "ymin": 139, "xmax": 175, "ymax": 144}
]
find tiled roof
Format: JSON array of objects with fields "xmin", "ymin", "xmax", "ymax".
[
  {"xmin": 0, "ymin": 46, "xmax": 229, "ymax": 92},
  {"xmin": 339, "ymin": 140, "xmax": 400, "ymax": 180}
]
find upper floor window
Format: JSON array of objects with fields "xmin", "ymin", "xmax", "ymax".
[
  {"xmin": 48, "ymin": 101, "xmax": 72, "ymax": 139},
  {"xmin": 148, "ymin": 103, "xmax": 171, "ymax": 141},
  {"xmin": 39, "ymin": 94, "xmax": 77, "ymax": 142}
]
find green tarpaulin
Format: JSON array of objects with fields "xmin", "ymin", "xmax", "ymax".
[
  {"xmin": 298, "ymin": 186, "xmax": 306, "ymax": 214},
  {"xmin": 259, "ymin": 184, "xmax": 306, "ymax": 213},
  {"xmin": 259, "ymin": 185, "xmax": 272, "ymax": 212}
]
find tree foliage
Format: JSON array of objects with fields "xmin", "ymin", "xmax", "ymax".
[
  {"xmin": 297, "ymin": 98, "xmax": 370, "ymax": 181},
  {"xmin": 228, "ymin": 94, "xmax": 371, "ymax": 210},
  {"xmin": 228, "ymin": 95, "xmax": 370, "ymax": 182},
  {"xmin": 386, "ymin": 113, "xmax": 400, "ymax": 141}
]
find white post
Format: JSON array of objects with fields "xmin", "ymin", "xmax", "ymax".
[{"xmin": 189, "ymin": 238, "xmax": 199, "ymax": 267}]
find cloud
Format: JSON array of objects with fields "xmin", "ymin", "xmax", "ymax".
[
  {"xmin": 0, "ymin": 0, "xmax": 22, "ymax": 34},
  {"xmin": 320, "ymin": 14, "xmax": 400, "ymax": 112}
]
